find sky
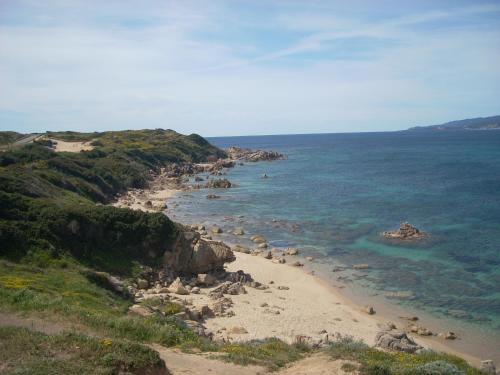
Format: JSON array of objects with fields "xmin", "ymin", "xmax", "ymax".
[{"xmin": 0, "ymin": 1, "xmax": 499, "ymax": 136}]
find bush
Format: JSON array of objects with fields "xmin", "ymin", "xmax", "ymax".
[{"xmin": 412, "ymin": 361, "xmax": 463, "ymax": 375}]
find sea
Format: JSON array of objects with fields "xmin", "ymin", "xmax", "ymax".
[{"xmin": 167, "ymin": 130, "xmax": 500, "ymax": 360}]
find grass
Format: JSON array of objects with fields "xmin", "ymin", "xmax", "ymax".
[
  {"xmin": 0, "ymin": 260, "xmax": 198, "ymax": 347},
  {"xmin": 0, "ymin": 326, "xmax": 167, "ymax": 375},
  {"xmin": 140, "ymin": 298, "xmax": 184, "ymax": 316},
  {"xmin": 209, "ymin": 338, "xmax": 310, "ymax": 371},
  {"xmin": 324, "ymin": 336, "xmax": 483, "ymax": 375}
]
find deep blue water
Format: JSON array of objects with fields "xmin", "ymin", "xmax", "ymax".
[{"xmin": 171, "ymin": 131, "xmax": 500, "ymax": 332}]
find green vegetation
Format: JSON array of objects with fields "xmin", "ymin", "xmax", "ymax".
[
  {"xmin": 0, "ymin": 131, "xmax": 23, "ymax": 145},
  {"xmin": 0, "ymin": 326, "xmax": 166, "ymax": 375},
  {"xmin": 324, "ymin": 336, "xmax": 483, "ymax": 375},
  {"xmin": 213, "ymin": 338, "xmax": 309, "ymax": 371},
  {"xmin": 0, "ymin": 129, "xmax": 224, "ymax": 275}
]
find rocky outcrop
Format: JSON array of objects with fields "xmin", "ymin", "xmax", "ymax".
[
  {"xmin": 226, "ymin": 146, "xmax": 284, "ymax": 162},
  {"xmin": 205, "ymin": 179, "xmax": 232, "ymax": 189},
  {"xmin": 375, "ymin": 330, "xmax": 423, "ymax": 353},
  {"xmin": 163, "ymin": 230, "xmax": 235, "ymax": 275},
  {"xmin": 382, "ymin": 222, "xmax": 427, "ymax": 240}
]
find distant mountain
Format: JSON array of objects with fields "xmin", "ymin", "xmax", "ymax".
[{"xmin": 408, "ymin": 115, "xmax": 500, "ymax": 131}]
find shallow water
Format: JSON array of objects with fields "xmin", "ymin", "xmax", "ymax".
[{"xmin": 169, "ymin": 131, "xmax": 500, "ymax": 353}]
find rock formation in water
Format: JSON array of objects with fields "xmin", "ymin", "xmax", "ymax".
[
  {"xmin": 226, "ymin": 146, "xmax": 284, "ymax": 162},
  {"xmin": 382, "ymin": 222, "xmax": 427, "ymax": 240}
]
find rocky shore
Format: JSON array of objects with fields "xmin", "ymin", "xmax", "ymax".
[{"xmin": 112, "ymin": 146, "xmax": 493, "ymax": 370}]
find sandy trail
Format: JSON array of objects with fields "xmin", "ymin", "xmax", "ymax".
[{"xmin": 50, "ymin": 139, "xmax": 94, "ymax": 152}]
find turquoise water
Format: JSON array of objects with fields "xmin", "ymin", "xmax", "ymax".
[{"xmin": 170, "ymin": 131, "xmax": 500, "ymax": 337}]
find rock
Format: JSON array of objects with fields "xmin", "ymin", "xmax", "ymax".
[
  {"xmin": 262, "ymin": 251, "xmax": 272, "ymax": 259},
  {"xmin": 260, "ymin": 302, "xmax": 268, "ymax": 307},
  {"xmin": 417, "ymin": 327, "xmax": 432, "ymax": 336},
  {"xmin": 206, "ymin": 194, "xmax": 220, "ymax": 199},
  {"xmin": 208, "ymin": 281, "xmax": 246, "ymax": 299},
  {"xmin": 251, "ymin": 235, "xmax": 267, "ymax": 244},
  {"xmin": 206, "ymin": 179, "xmax": 232, "ymax": 189},
  {"xmin": 197, "ymin": 273, "xmax": 217, "ymax": 286},
  {"xmin": 287, "ymin": 248, "xmax": 299, "ymax": 255},
  {"xmin": 226, "ymin": 147, "xmax": 284, "ymax": 162},
  {"xmin": 144, "ymin": 200, "xmax": 153, "ymax": 208},
  {"xmin": 382, "ymin": 222, "xmax": 427, "ymax": 240},
  {"xmin": 480, "ymin": 360, "xmax": 496, "ymax": 375},
  {"xmin": 258, "ymin": 242, "xmax": 268, "ymax": 249},
  {"xmin": 277, "ymin": 286, "xmax": 290, "ymax": 290},
  {"xmin": 375, "ymin": 330, "xmax": 423, "ymax": 353},
  {"xmin": 184, "ymin": 320, "xmax": 208, "ymax": 337},
  {"xmin": 169, "ymin": 277, "xmax": 189, "ymax": 295},
  {"xmin": 227, "ymin": 282, "xmax": 246, "ymax": 295},
  {"xmin": 210, "ymin": 297, "xmax": 234, "ymax": 317},
  {"xmin": 228, "ymin": 326, "xmax": 248, "ymax": 334},
  {"xmin": 365, "ymin": 306, "xmax": 376, "ymax": 315},
  {"xmin": 353, "ymin": 264, "xmax": 370, "ymax": 270},
  {"xmin": 233, "ymin": 245, "xmax": 251, "ymax": 254},
  {"xmin": 225, "ymin": 270, "xmax": 253, "ymax": 283},
  {"xmin": 232, "ymin": 227, "xmax": 245, "ymax": 235},
  {"xmin": 137, "ymin": 278, "xmax": 149, "ymax": 290},
  {"xmin": 211, "ymin": 226, "xmax": 223, "ymax": 234},
  {"xmin": 163, "ymin": 230, "xmax": 235, "ymax": 275},
  {"xmin": 292, "ymin": 261, "xmax": 303, "ymax": 267},
  {"xmin": 438, "ymin": 331, "xmax": 457, "ymax": 340},
  {"xmin": 191, "ymin": 286, "xmax": 200, "ymax": 294}
]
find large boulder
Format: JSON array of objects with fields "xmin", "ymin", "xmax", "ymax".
[
  {"xmin": 169, "ymin": 277, "xmax": 189, "ymax": 295},
  {"xmin": 163, "ymin": 230, "xmax": 235, "ymax": 275},
  {"xmin": 375, "ymin": 330, "xmax": 423, "ymax": 353}
]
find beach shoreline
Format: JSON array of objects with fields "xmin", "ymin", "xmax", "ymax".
[{"xmin": 113, "ymin": 159, "xmax": 493, "ymax": 367}]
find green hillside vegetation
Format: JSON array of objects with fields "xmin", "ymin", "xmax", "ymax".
[
  {"xmin": 0, "ymin": 131, "xmax": 24, "ymax": 145},
  {"xmin": 0, "ymin": 129, "xmax": 224, "ymax": 275},
  {"xmin": 0, "ymin": 326, "xmax": 167, "ymax": 375}
]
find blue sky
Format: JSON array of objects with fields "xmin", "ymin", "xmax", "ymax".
[{"xmin": 0, "ymin": 1, "xmax": 499, "ymax": 136}]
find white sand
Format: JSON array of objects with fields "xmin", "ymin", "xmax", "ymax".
[
  {"xmin": 185, "ymin": 252, "xmax": 384, "ymax": 345},
  {"xmin": 51, "ymin": 139, "xmax": 94, "ymax": 152}
]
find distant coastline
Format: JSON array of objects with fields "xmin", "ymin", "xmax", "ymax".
[{"xmin": 407, "ymin": 115, "xmax": 500, "ymax": 131}]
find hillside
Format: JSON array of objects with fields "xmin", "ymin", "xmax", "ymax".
[
  {"xmin": 0, "ymin": 129, "xmax": 225, "ymax": 274},
  {"xmin": 408, "ymin": 115, "xmax": 500, "ymax": 131}
]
